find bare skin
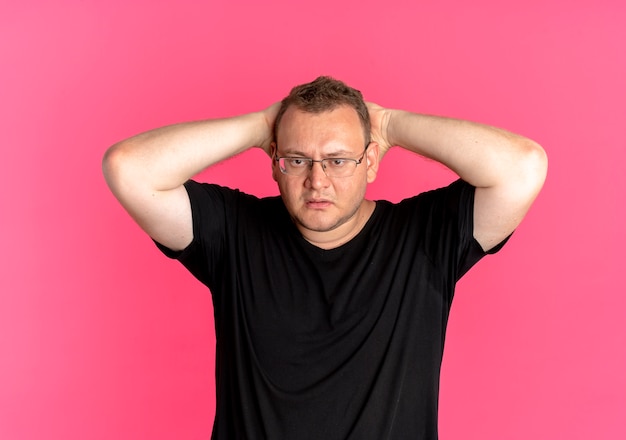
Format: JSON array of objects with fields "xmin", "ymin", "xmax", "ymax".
[
  {"xmin": 102, "ymin": 104, "xmax": 280, "ymax": 251},
  {"xmin": 367, "ymin": 102, "xmax": 548, "ymax": 251},
  {"xmin": 270, "ymin": 106, "xmax": 380, "ymax": 249},
  {"xmin": 103, "ymin": 100, "xmax": 547, "ymax": 253}
]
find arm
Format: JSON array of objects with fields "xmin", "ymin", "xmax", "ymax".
[
  {"xmin": 368, "ymin": 103, "xmax": 548, "ymax": 251},
  {"xmin": 102, "ymin": 103, "xmax": 280, "ymax": 251}
]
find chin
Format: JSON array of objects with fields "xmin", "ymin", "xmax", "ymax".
[
  {"xmin": 294, "ymin": 214, "xmax": 342, "ymax": 234},
  {"xmin": 299, "ymin": 221, "xmax": 338, "ymax": 234}
]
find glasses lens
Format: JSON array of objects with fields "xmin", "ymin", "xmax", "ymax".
[
  {"xmin": 323, "ymin": 159, "xmax": 356, "ymax": 177},
  {"xmin": 279, "ymin": 158, "xmax": 307, "ymax": 175},
  {"xmin": 278, "ymin": 157, "xmax": 359, "ymax": 177}
]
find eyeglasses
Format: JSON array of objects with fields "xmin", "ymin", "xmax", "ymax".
[{"xmin": 275, "ymin": 144, "xmax": 369, "ymax": 178}]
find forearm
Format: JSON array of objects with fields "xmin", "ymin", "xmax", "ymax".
[
  {"xmin": 386, "ymin": 110, "xmax": 544, "ymax": 189},
  {"xmin": 103, "ymin": 111, "xmax": 270, "ymax": 193}
]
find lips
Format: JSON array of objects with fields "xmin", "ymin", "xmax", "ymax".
[{"xmin": 305, "ymin": 198, "xmax": 332, "ymax": 209}]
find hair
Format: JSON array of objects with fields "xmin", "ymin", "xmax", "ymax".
[{"xmin": 274, "ymin": 76, "xmax": 371, "ymax": 145}]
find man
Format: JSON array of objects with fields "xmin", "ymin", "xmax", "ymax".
[{"xmin": 103, "ymin": 76, "xmax": 547, "ymax": 439}]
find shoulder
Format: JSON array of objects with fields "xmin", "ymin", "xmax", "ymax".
[
  {"xmin": 373, "ymin": 179, "xmax": 478, "ymax": 251},
  {"xmin": 184, "ymin": 180, "xmax": 288, "ymax": 227},
  {"xmin": 185, "ymin": 180, "xmax": 279, "ymax": 208},
  {"xmin": 380, "ymin": 179, "xmax": 474, "ymax": 220}
]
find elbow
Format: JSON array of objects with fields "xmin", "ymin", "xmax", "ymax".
[
  {"xmin": 102, "ymin": 141, "xmax": 135, "ymax": 194},
  {"xmin": 102, "ymin": 143, "xmax": 122, "ymax": 187},
  {"xmin": 525, "ymin": 139, "xmax": 548, "ymax": 187},
  {"xmin": 515, "ymin": 139, "xmax": 548, "ymax": 197}
]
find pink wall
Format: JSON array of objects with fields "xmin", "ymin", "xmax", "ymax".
[{"xmin": 1, "ymin": 0, "xmax": 624, "ymax": 438}]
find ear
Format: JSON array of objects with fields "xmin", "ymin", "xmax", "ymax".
[
  {"xmin": 270, "ymin": 141, "xmax": 279, "ymax": 182},
  {"xmin": 365, "ymin": 142, "xmax": 380, "ymax": 183}
]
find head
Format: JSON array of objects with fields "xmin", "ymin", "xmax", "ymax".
[
  {"xmin": 271, "ymin": 76, "xmax": 379, "ymax": 248},
  {"xmin": 273, "ymin": 76, "xmax": 371, "ymax": 146}
]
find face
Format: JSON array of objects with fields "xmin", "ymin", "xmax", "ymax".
[{"xmin": 271, "ymin": 105, "xmax": 379, "ymax": 246}]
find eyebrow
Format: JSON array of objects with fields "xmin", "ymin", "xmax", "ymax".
[{"xmin": 277, "ymin": 146, "xmax": 355, "ymax": 157}]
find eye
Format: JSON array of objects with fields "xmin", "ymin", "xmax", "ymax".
[
  {"xmin": 327, "ymin": 159, "xmax": 348, "ymax": 168},
  {"xmin": 288, "ymin": 158, "xmax": 309, "ymax": 167}
]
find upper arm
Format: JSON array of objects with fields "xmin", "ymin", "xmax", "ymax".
[
  {"xmin": 102, "ymin": 146, "xmax": 193, "ymax": 252},
  {"xmin": 473, "ymin": 140, "xmax": 548, "ymax": 252}
]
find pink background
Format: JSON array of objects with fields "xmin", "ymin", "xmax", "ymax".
[{"xmin": 1, "ymin": 0, "xmax": 624, "ymax": 438}]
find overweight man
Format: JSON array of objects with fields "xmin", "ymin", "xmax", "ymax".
[{"xmin": 103, "ymin": 76, "xmax": 547, "ymax": 439}]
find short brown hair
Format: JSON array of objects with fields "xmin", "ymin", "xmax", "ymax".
[{"xmin": 274, "ymin": 76, "xmax": 371, "ymax": 144}]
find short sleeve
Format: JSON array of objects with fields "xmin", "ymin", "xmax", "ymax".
[
  {"xmin": 154, "ymin": 180, "xmax": 236, "ymax": 289},
  {"xmin": 418, "ymin": 179, "xmax": 510, "ymax": 281}
]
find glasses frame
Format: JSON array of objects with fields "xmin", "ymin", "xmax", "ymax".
[{"xmin": 274, "ymin": 143, "xmax": 370, "ymax": 178}]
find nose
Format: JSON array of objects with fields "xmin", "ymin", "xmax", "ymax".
[{"xmin": 305, "ymin": 160, "xmax": 329, "ymax": 189}]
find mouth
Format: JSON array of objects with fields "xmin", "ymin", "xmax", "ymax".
[{"xmin": 305, "ymin": 198, "xmax": 333, "ymax": 209}]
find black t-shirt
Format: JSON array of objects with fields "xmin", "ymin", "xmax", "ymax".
[{"xmin": 157, "ymin": 179, "xmax": 504, "ymax": 439}]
